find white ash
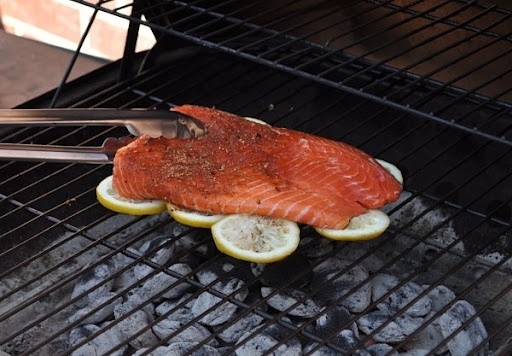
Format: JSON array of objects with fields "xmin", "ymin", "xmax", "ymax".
[
  {"xmin": 426, "ymin": 285, "xmax": 457, "ymax": 312},
  {"xmin": 113, "ymin": 293, "xmax": 159, "ymax": 349},
  {"xmin": 166, "ymin": 341, "xmax": 221, "ymax": 355},
  {"xmin": 236, "ymin": 322, "xmax": 302, "ymax": 355},
  {"xmin": 261, "ymin": 287, "xmax": 322, "ymax": 317},
  {"xmin": 4, "ymin": 210, "xmax": 485, "ymax": 355},
  {"xmin": 214, "ymin": 310, "xmax": 265, "ymax": 343},
  {"xmin": 69, "ymin": 323, "xmax": 127, "ymax": 356},
  {"xmin": 376, "ymin": 281, "xmax": 432, "ymax": 317},
  {"xmin": 68, "ymin": 292, "xmax": 122, "ymax": 325},
  {"xmin": 155, "ymin": 293, "xmax": 195, "ymax": 318},
  {"xmin": 133, "ymin": 236, "xmax": 175, "ymax": 279},
  {"xmin": 152, "ymin": 316, "xmax": 218, "ymax": 347},
  {"xmin": 366, "ymin": 343, "xmax": 399, "ymax": 355},
  {"xmin": 402, "ymin": 312, "xmax": 449, "ymax": 355},
  {"xmin": 71, "ymin": 261, "xmax": 115, "ymax": 307},
  {"xmin": 191, "ymin": 277, "xmax": 249, "ymax": 326},
  {"xmin": 438, "ymin": 300, "xmax": 488, "ymax": 356},
  {"xmin": 139, "ymin": 263, "xmax": 193, "ymax": 301},
  {"xmin": 358, "ymin": 310, "xmax": 424, "ymax": 343}
]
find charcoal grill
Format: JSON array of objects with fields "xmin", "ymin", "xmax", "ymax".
[{"xmin": 1, "ymin": 0, "xmax": 511, "ymax": 355}]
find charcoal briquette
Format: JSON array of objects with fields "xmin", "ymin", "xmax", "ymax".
[
  {"xmin": 68, "ymin": 292, "xmax": 121, "ymax": 325},
  {"xmin": 377, "ymin": 282, "xmax": 432, "ymax": 317},
  {"xmin": 139, "ymin": 263, "xmax": 193, "ymax": 301},
  {"xmin": 358, "ymin": 310, "xmax": 423, "ymax": 343},
  {"xmin": 113, "ymin": 298, "xmax": 159, "ymax": 349},
  {"xmin": 261, "ymin": 287, "xmax": 322, "ymax": 317},
  {"xmin": 215, "ymin": 311, "xmax": 265, "ymax": 343},
  {"xmin": 365, "ymin": 343, "xmax": 399, "ymax": 356},
  {"xmin": 71, "ymin": 262, "xmax": 115, "ymax": 307},
  {"xmin": 236, "ymin": 330, "xmax": 302, "ymax": 355},
  {"xmin": 69, "ymin": 324, "xmax": 126, "ymax": 356},
  {"xmin": 438, "ymin": 300, "xmax": 488, "ymax": 356},
  {"xmin": 152, "ymin": 317, "xmax": 219, "ymax": 347},
  {"xmin": 312, "ymin": 257, "xmax": 371, "ymax": 313},
  {"xmin": 425, "ymin": 285, "xmax": 456, "ymax": 312},
  {"xmin": 165, "ymin": 341, "xmax": 221, "ymax": 355},
  {"xmin": 192, "ymin": 277, "xmax": 248, "ymax": 326}
]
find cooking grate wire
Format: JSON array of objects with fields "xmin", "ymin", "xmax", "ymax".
[
  {"xmin": 279, "ymin": 185, "xmax": 511, "ymax": 355},
  {"xmin": 69, "ymin": 0, "xmax": 512, "ymax": 146},
  {"xmin": 356, "ymin": 17, "xmax": 512, "ymax": 97},
  {"xmin": 2, "ymin": 22, "xmax": 510, "ymax": 354}
]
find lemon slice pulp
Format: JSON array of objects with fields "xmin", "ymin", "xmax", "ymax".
[
  {"xmin": 211, "ymin": 215, "xmax": 300, "ymax": 263},
  {"xmin": 96, "ymin": 175, "xmax": 166, "ymax": 215},
  {"xmin": 315, "ymin": 209, "xmax": 390, "ymax": 241},
  {"xmin": 167, "ymin": 203, "xmax": 225, "ymax": 228},
  {"xmin": 376, "ymin": 159, "xmax": 403, "ymax": 185}
]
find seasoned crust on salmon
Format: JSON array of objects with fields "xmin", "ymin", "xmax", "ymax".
[{"xmin": 112, "ymin": 105, "xmax": 402, "ymax": 229}]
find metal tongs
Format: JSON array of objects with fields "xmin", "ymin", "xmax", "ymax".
[{"xmin": 0, "ymin": 108, "xmax": 207, "ymax": 164}]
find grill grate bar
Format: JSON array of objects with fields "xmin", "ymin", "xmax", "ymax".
[
  {"xmin": 359, "ymin": 14, "xmax": 512, "ymax": 96},
  {"xmin": 68, "ymin": 0, "xmax": 512, "ymax": 144},
  {"xmin": 306, "ymin": 197, "xmax": 512, "ymax": 355}
]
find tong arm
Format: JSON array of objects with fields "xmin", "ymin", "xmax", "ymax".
[
  {"xmin": 0, "ymin": 137, "xmax": 134, "ymax": 164},
  {"xmin": 0, "ymin": 108, "xmax": 206, "ymax": 138}
]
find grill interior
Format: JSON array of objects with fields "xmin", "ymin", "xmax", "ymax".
[{"xmin": 1, "ymin": 1, "xmax": 511, "ymax": 355}]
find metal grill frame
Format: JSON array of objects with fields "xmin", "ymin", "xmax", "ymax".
[{"xmin": 0, "ymin": 1, "xmax": 511, "ymax": 355}]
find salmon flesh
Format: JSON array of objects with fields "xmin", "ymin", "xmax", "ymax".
[{"xmin": 112, "ymin": 105, "xmax": 402, "ymax": 229}]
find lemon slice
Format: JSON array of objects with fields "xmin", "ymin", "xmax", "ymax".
[
  {"xmin": 96, "ymin": 175, "xmax": 166, "ymax": 215},
  {"xmin": 211, "ymin": 215, "xmax": 300, "ymax": 263},
  {"xmin": 167, "ymin": 202, "xmax": 225, "ymax": 228},
  {"xmin": 243, "ymin": 117, "xmax": 270, "ymax": 125},
  {"xmin": 315, "ymin": 209, "xmax": 390, "ymax": 241},
  {"xmin": 376, "ymin": 159, "xmax": 403, "ymax": 185}
]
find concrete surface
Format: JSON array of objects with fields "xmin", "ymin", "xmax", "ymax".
[{"xmin": 0, "ymin": 30, "xmax": 106, "ymax": 108}]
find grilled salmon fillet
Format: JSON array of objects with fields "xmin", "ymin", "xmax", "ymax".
[{"xmin": 112, "ymin": 105, "xmax": 402, "ymax": 229}]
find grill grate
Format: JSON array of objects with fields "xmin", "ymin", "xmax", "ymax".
[
  {"xmin": 70, "ymin": 0, "xmax": 512, "ymax": 144},
  {"xmin": 1, "ymin": 1, "xmax": 512, "ymax": 355}
]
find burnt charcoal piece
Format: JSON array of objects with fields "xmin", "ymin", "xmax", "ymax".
[
  {"xmin": 425, "ymin": 285, "xmax": 456, "ymax": 312},
  {"xmin": 139, "ymin": 263, "xmax": 193, "ymax": 301},
  {"xmin": 438, "ymin": 300, "xmax": 488, "ymax": 356},
  {"xmin": 236, "ymin": 321, "xmax": 302, "ymax": 355},
  {"xmin": 113, "ymin": 294, "xmax": 159, "ymax": 349},
  {"xmin": 307, "ymin": 329, "xmax": 360, "ymax": 354},
  {"xmin": 132, "ymin": 346, "xmax": 170, "ymax": 356},
  {"xmin": 69, "ymin": 324, "xmax": 126, "ymax": 356},
  {"xmin": 252, "ymin": 253, "xmax": 312, "ymax": 288},
  {"xmin": 215, "ymin": 310, "xmax": 265, "ymax": 343},
  {"xmin": 68, "ymin": 292, "xmax": 122, "ymax": 325},
  {"xmin": 261, "ymin": 287, "xmax": 322, "ymax": 317},
  {"xmin": 315, "ymin": 305, "xmax": 358, "ymax": 338},
  {"xmin": 402, "ymin": 312, "xmax": 448, "ymax": 355},
  {"xmin": 313, "ymin": 257, "xmax": 371, "ymax": 313},
  {"xmin": 165, "ymin": 341, "xmax": 221, "ymax": 355},
  {"xmin": 365, "ymin": 343, "xmax": 399, "ymax": 355},
  {"xmin": 358, "ymin": 310, "xmax": 423, "ymax": 343},
  {"xmin": 371, "ymin": 274, "xmax": 400, "ymax": 302},
  {"xmin": 155, "ymin": 293, "xmax": 195, "ymax": 319},
  {"xmin": 71, "ymin": 261, "xmax": 115, "ymax": 307},
  {"xmin": 134, "ymin": 236, "xmax": 175, "ymax": 279},
  {"xmin": 377, "ymin": 282, "xmax": 432, "ymax": 317},
  {"xmin": 192, "ymin": 276, "xmax": 249, "ymax": 326},
  {"xmin": 152, "ymin": 316, "xmax": 219, "ymax": 347}
]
